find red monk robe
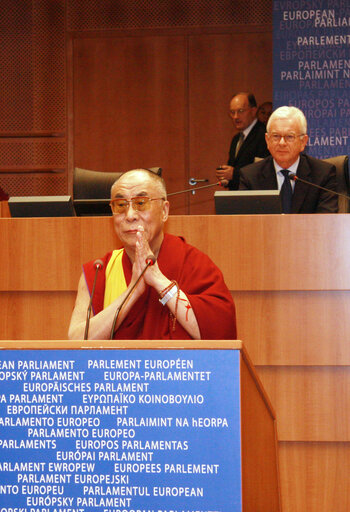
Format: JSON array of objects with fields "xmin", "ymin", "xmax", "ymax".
[{"xmin": 83, "ymin": 233, "xmax": 236, "ymax": 340}]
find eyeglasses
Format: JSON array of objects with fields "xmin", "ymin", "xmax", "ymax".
[
  {"xmin": 229, "ymin": 108, "xmax": 250, "ymax": 116},
  {"xmin": 268, "ymin": 133, "xmax": 305, "ymax": 144},
  {"xmin": 110, "ymin": 196, "xmax": 165, "ymax": 214}
]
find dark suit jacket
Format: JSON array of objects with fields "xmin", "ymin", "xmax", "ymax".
[
  {"xmin": 228, "ymin": 120, "xmax": 269, "ymax": 190},
  {"xmin": 239, "ymin": 154, "xmax": 338, "ymax": 213}
]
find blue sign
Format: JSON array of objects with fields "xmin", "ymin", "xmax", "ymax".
[
  {"xmin": 273, "ymin": 0, "xmax": 350, "ymax": 159},
  {"xmin": 0, "ymin": 349, "xmax": 242, "ymax": 511}
]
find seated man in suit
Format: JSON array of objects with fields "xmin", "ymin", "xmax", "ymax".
[
  {"xmin": 239, "ymin": 106, "xmax": 338, "ymax": 213},
  {"xmin": 216, "ymin": 92, "xmax": 270, "ymax": 190}
]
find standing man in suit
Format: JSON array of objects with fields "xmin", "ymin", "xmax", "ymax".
[
  {"xmin": 216, "ymin": 92, "xmax": 269, "ymax": 190},
  {"xmin": 239, "ymin": 106, "xmax": 338, "ymax": 213}
]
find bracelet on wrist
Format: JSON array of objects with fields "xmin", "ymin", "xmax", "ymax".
[
  {"xmin": 159, "ymin": 282, "xmax": 178, "ymax": 305},
  {"xmin": 159, "ymin": 280, "xmax": 176, "ymax": 299}
]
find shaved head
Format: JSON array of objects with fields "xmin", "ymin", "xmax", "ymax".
[{"xmin": 111, "ymin": 169, "xmax": 167, "ymax": 199}]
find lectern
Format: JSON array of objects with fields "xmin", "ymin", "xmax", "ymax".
[{"xmin": 0, "ymin": 340, "xmax": 281, "ymax": 512}]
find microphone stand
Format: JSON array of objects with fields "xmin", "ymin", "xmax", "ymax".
[
  {"xmin": 290, "ymin": 174, "xmax": 350, "ymax": 201},
  {"xmin": 109, "ymin": 256, "xmax": 155, "ymax": 340},
  {"xmin": 84, "ymin": 260, "xmax": 103, "ymax": 340},
  {"xmin": 167, "ymin": 181, "xmax": 222, "ymax": 197}
]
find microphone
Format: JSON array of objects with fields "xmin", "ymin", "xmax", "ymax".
[
  {"xmin": 84, "ymin": 259, "xmax": 104, "ymax": 340},
  {"xmin": 167, "ymin": 181, "xmax": 222, "ymax": 197},
  {"xmin": 145, "ymin": 254, "xmax": 156, "ymax": 266},
  {"xmin": 289, "ymin": 174, "xmax": 350, "ymax": 201},
  {"xmin": 109, "ymin": 254, "xmax": 156, "ymax": 339}
]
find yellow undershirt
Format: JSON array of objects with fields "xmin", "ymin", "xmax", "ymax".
[{"xmin": 103, "ymin": 249, "xmax": 128, "ymax": 309}]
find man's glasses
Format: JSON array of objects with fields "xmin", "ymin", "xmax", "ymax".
[
  {"xmin": 229, "ymin": 108, "xmax": 250, "ymax": 116},
  {"xmin": 268, "ymin": 133, "xmax": 305, "ymax": 144},
  {"xmin": 110, "ymin": 196, "xmax": 165, "ymax": 214}
]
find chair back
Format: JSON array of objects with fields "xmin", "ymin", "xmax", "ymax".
[
  {"xmin": 73, "ymin": 168, "xmax": 122, "ymax": 199},
  {"xmin": 73, "ymin": 167, "xmax": 162, "ymax": 200},
  {"xmin": 322, "ymin": 155, "xmax": 350, "ymax": 213}
]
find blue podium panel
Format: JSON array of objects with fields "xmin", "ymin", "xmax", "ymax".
[{"xmin": 0, "ymin": 349, "xmax": 242, "ymax": 511}]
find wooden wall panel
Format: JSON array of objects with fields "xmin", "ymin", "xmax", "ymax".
[
  {"xmin": 0, "ymin": 201, "xmax": 10, "ymax": 217},
  {"xmin": 0, "ymin": 0, "xmax": 66, "ymax": 135},
  {"xmin": 72, "ymin": 35, "xmax": 188, "ymax": 214},
  {"xmin": 0, "ymin": 292, "xmax": 75, "ymax": 340},
  {"xmin": 257, "ymin": 366, "xmax": 350, "ymax": 441},
  {"xmin": 279, "ymin": 442, "xmax": 350, "ymax": 512},
  {"xmin": 234, "ymin": 291, "xmax": 350, "ymax": 365},
  {"xmin": 0, "ymin": 0, "xmax": 67, "ymax": 197},
  {"xmin": 1, "ymin": 215, "xmax": 350, "ymax": 292},
  {"xmin": 66, "ymin": 0, "xmax": 272, "ymax": 30},
  {"xmin": 0, "ymin": 217, "xmax": 115, "ymax": 291}
]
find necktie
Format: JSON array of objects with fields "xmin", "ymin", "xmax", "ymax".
[
  {"xmin": 280, "ymin": 169, "xmax": 293, "ymax": 214},
  {"xmin": 235, "ymin": 132, "xmax": 244, "ymax": 157}
]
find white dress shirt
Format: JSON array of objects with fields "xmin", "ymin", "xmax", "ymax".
[{"xmin": 273, "ymin": 157, "xmax": 300, "ymax": 192}]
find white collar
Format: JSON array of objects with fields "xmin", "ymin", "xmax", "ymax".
[
  {"xmin": 274, "ymin": 157, "xmax": 300, "ymax": 175},
  {"xmin": 242, "ymin": 118, "xmax": 257, "ymax": 138}
]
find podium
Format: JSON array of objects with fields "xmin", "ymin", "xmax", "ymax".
[{"xmin": 0, "ymin": 339, "xmax": 281, "ymax": 512}]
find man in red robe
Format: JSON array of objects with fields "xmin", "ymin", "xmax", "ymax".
[{"xmin": 68, "ymin": 169, "xmax": 236, "ymax": 340}]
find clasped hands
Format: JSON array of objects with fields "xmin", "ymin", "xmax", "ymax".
[{"xmin": 130, "ymin": 226, "xmax": 163, "ymax": 297}]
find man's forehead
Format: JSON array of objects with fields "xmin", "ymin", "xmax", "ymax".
[
  {"xmin": 230, "ymin": 95, "xmax": 249, "ymax": 107},
  {"xmin": 269, "ymin": 116, "xmax": 300, "ymax": 132},
  {"xmin": 112, "ymin": 172, "xmax": 155, "ymax": 197}
]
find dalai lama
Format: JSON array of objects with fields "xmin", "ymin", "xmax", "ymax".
[{"xmin": 68, "ymin": 168, "xmax": 236, "ymax": 340}]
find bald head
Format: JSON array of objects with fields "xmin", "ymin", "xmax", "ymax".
[{"xmin": 111, "ymin": 168, "xmax": 167, "ymax": 199}]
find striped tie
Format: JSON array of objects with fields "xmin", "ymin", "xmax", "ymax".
[{"xmin": 235, "ymin": 132, "xmax": 244, "ymax": 157}]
